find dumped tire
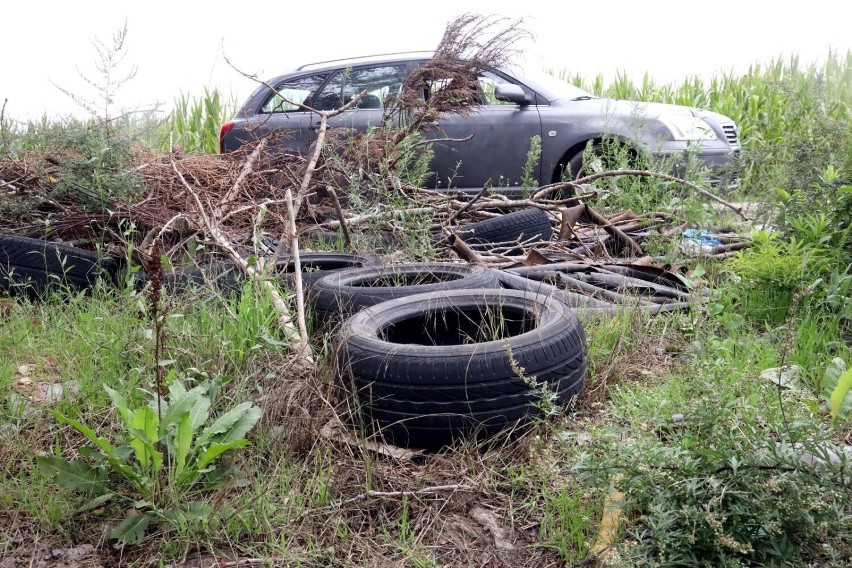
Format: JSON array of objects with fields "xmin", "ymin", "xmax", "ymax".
[
  {"xmin": 0, "ymin": 233, "xmax": 119, "ymax": 298},
  {"xmin": 309, "ymin": 262, "xmax": 501, "ymax": 327},
  {"xmin": 148, "ymin": 252, "xmax": 381, "ymax": 296},
  {"xmin": 454, "ymin": 207, "xmax": 553, "ymax": 249},
  {"xmin": 336, "ymin": 289, "xmax": 587, "ymax": 448},
  {"xmin": 278, "ymin": 252, "xmax": 381, "ymax": 289}
]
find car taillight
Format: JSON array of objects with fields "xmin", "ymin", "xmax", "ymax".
[{"xmin": 219, "ymin": 122, "xmax": 235, "ymax": 154}]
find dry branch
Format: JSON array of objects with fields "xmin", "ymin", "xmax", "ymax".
[
  {"xmin": 583, "ymin": 205, "xmax": 644, "ymax": 257},
  {"xmin": 170, "ymin": 157, "xmax": 314, "ymax": 366},
  {"xmin": 541, "ymin": 169, "xmax": 748, "ymax": 220}
]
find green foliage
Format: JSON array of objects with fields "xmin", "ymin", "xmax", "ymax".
[
  {"xmin": 37, "ymin": 377, "xmax": 260, "ymax": 546},
  {"xmin": 822, "ymin": 357, "xmax": 852, "ymax": 422},
  {"xmin": 161, "ymin": 88, "xmax": 236, "ymax": 154},
  {"xmin": 51, "ymin": 121, "xmax": 142, "ymax": 208},
  {"xmin": 555, "ymin": 51, "xmax": 852, "ymax": 225},
  {"xmin": 576, "ymin": 412, "xmax": 852, "ymax": 566},
  {"xmin": 520, "ymin": 134, "xmax": 541, "ymax": 194}
]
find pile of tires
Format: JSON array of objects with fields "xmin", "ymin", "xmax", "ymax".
[
  {"xmin": 308, "ymin": 262, "xmax": 501, "ymax": 328},
  {"xmin": 0, "ymin": 234, "xmax": 120, "ymax": 299},
  {"xmin": 155, "ymin": 251, "xmax": 380, "ymax": 295},
  {"xmin": 334, "ymin": 287, "xmax": 587, "ymax": 448}
]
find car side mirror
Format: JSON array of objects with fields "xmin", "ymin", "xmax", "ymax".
[{"xmin": 494, "ymin": 84, "xmax": 532, "ymax": 106}]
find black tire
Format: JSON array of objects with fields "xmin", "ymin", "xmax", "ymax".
[
  {"xmin": 0, "ymin": 234, "xmax": 119, "ymax": 298},
  {"xmin": 148, "ymin": 252, "xmax": 381, "ymax": 296},
  {"xmin": 336, "ymin": 289, "xmax": 587, "ymax": 447},
  {"xmin": 454, "ymin": 207, "xmax": 553, "ymax": 250},
  {"xmin": 277, "ymin": 251, "xmax": 381, "ymax": 289},
  {"xmin": 309, "ymin": 262, "xmax": 501, "ymax": 327}
]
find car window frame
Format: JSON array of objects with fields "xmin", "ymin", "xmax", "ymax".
[
  {"xmin": 257, "ymin": 72, "xmax": 333, "ymax": 114},
  {"xmin": 312, "ymin": 62, "xmax": 412, "ymax": 112}
]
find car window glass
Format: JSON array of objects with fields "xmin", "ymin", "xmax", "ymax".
[
  {"xmin": 479, "ymin": 71, "xmax": 521, "ymax": 105},
  {"xmin": 313, "ymin": 64, "xmax": 407, "ymax": 111},
  {"xmin": 424, "ymin": 76, "xmax": 486, "ymax": 106},
  {"xmin": 261, "ymin": 74, "xmax": 327, "ymax": 113}
]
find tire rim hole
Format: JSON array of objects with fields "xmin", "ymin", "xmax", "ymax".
[
  {"xmin": 380, "ymin": 305, "xmax": 535, "ymax": 346},
  {"xmin": 352, "ymin": 271, "xmax": 464, "ymax": 288}
]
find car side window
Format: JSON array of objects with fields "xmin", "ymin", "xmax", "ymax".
[
  {"xmin": 261, "ymin": 74, "xmax": 328, "ymax": 113},
  {"xmin": 313, "ymin": 64, "xmax": 408, "ymax": 111},
  {"xmin": 479, "ymin": 71, "xmax": 525, "ymax": 105}
]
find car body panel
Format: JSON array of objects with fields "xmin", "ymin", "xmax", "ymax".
[{"xmin": 221, "ymin": 53, "xmax": 741, "ymax": 190}]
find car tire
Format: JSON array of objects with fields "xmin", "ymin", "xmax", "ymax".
[
  {"xmin": 309, "ymin": 262, "xmax": 501, "ymax": 327},
  {"xmin": 336, "ymin": 289, "xmax": 587, "ymax": 448},
  {"xmin": 0, "ymin": 233, "xmax": 119, "ymax": 298},
  {"xmin": 453, "ymin": 207, "xmax": 553, "ymax": 250}
]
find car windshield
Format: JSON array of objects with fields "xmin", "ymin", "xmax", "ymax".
[{"xmin": 510, "ymin": 67, "xmax": 597, "ymax": 102}]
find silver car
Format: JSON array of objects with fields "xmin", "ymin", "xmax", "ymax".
[{"xmin": 220, "ymin": 52, "xmax": 740, "ymax": 192}]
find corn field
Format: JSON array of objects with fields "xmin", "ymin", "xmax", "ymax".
[{"xmin": 557, "ymin": 51, "xmax": 852, "ymax": 195}]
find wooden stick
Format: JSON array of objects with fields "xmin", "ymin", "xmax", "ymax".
[
  {"xmin": 557, "ymin": 204, "xmax": 586, "ymax": 242},
  {"xmin": 447, "ymin": 183, "xmax": 490, "ymax": 225},
  {"xmin": 214, "ymin": 138, "xmax": 267, "ymax": 220},
  {"xmin": 283, "ymin": 188, "xmax": 309, "ymax": 353},
  {"xmin": 584, "ymin": 204, "xmax": 644, "ymax": 257},
  {"xmin": 327, "ymin": 187, "xmax": 352, "ymax": 250},
  {"xmin": 447, "ymin": 233, "xmax": 484, "ymax": 263},
  {"xmin": 292, "ymin": 92, "xmax": 367, "ymax": 216}
]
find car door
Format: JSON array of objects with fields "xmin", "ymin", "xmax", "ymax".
[
  {"xmin": 307, "ymin": 63, "xmax": 409, "ymax": 141},
  {"xmin": 426, "ymin": 71, "xmax": 543, "ymax": 190},
  {"xmin": 248, "ymin": 73, "xmax": 330, "ymax": 156}
]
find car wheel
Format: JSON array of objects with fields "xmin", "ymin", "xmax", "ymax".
[
  {"xmin": 309, "ymin": 262, "xmax": 501, "ymax": 327},
  {"xmin": 0, "ymin": 233, "xmax": 120, "ymax": 298},
  {"xmin": 336, "ymin": 289, "xmax": 587, "ymax": 447}
]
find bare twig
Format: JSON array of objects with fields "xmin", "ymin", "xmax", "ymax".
[
  {"xmin": 447, "ymin": 183, "xmax": 490, "ymax": 225},
  {"xmin": 214, "ymin": 138, "xmax": 267, "ymax": 219},
  {"xmin": 327, "ymin": 187, "xmax": 352, "ymax": 250},
  {"xmin": 313, "ymin": 484, "xmax": 475, "ymax": 514},
  {"xmin": 283, "ymin": 187, "xmax": 309, "ymax": 351},
  {"xmin": 583, "ymin": 204, "xmax": 644, "ymax": 257},
  {"xmin": 292, "ymin": 91, "xmax": 366, "ymax": 216},
  {"xmin": 533, "ymin": 169, "xmax": 748, "ymax": 220}
]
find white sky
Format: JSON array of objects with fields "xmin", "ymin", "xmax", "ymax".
[{"xmin": 2, "ymin": 0, "xmax": 850, "ymax": 121}]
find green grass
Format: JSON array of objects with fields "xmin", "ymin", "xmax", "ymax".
[{"xmin": 1, "ymin": 52, "xmax": 851, "ymax": 565}]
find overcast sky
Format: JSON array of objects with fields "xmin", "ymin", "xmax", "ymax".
[{"xmin": 2, "ymin": 1, "xmax": 850, "ymax": 120}]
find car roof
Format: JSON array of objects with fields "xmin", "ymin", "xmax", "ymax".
[{"xmin": 295, "ymin": 51, "xmax": 435, "ymax": 72}]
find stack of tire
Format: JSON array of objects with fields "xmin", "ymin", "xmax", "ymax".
[
  {"xmin": 313, "ymin": 262, "xmax": 587, "ymax": 449},
  {"xmin": 0, "ymin": 234, "xmax": 120, "ymax": 299}
]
